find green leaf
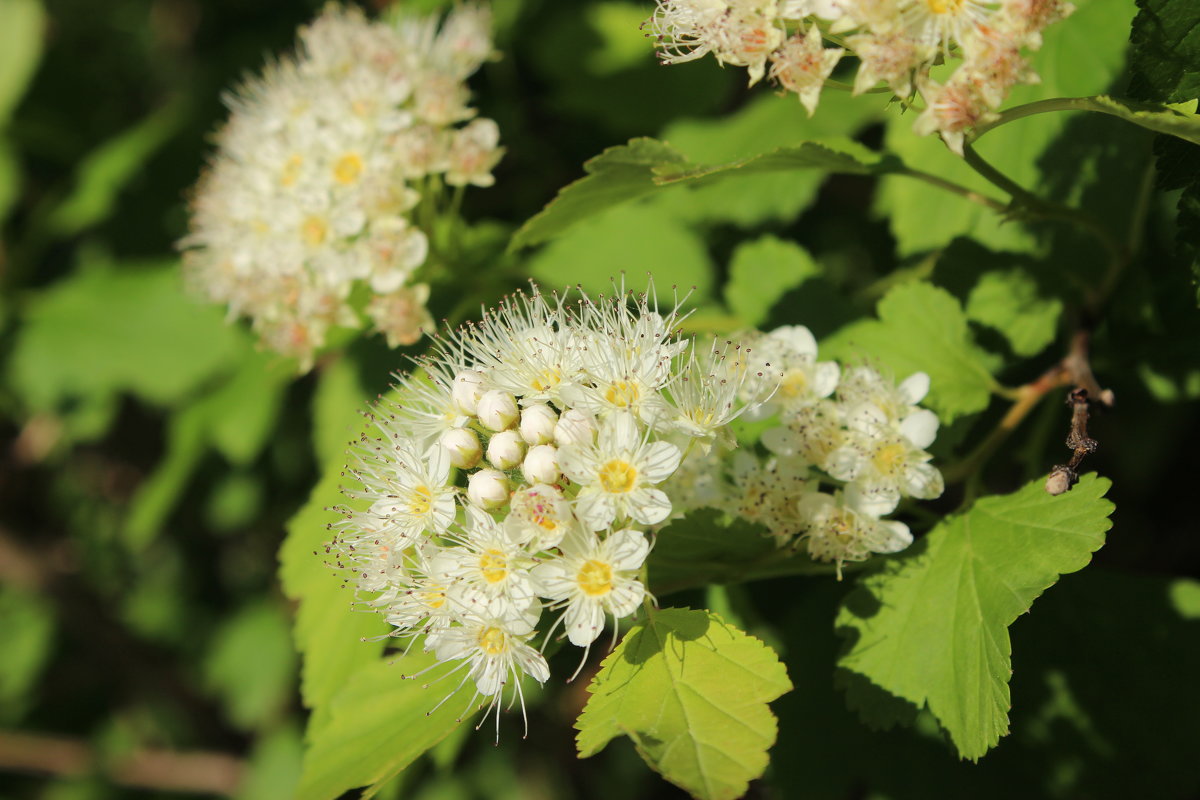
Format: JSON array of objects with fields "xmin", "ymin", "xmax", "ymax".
[
  {"xmin": 525, "ymin": 203, "xmax": 714, "ymax": 299},
  {"xmin": 724, "ymin": 236, "xmax": 820, "ymax": 327},
  {"xmin": 877, "ymin": 0, "xmax": 1136, "ymax": 255},
  {"xmin": 0, "ymin": 584, "xmax": 54, "ymax": 723},
  {"xmin": 0, "ymin": 137, "xmax": 19, "ymax": 224},
  {"xmin": 0, "ymin": 0, "xmax": 45, "ymax": 124},
  {"xmin": 1078, "ymin": 95, "xmax": 1200, "ymax": 145},
  {"xmin": 1129, "ymin": 0, "xmax": 1200, "ymax": 104},
  {"xmin": 576, "ymin": 608, "xmax": 792, "ymax": 800},
  {"xmin": 653, "ymin": 138, "xmax": 894, "ymax": 185},
  {"xmin": 510, "ymin": 138, "xmax": 687, "ymax": 250},
  {"xmin": 204, "ymin": 601, "xmax": 297, "ymax": 731},
  {"xmin": 823, "ymin": 282, "xmax": 1000, "ymax": 422},
  {"xmin": 237, "ymin": 726, "xmax": 304, "ymax": 800},
  {"xmin": 965, "ymin": 269, "xmax": 1063, "ymax": 357},
  {"xmin": 836, "ymin": 474, "xmax": 1114, "ymax": 760},
  {"xmin": 280, "ymin": 365, "xmax": 387, "ymax": 725},
  {"xmin": 296, "ymin": 655, "xmax": 467, "ymax": 800},
  {"xmin": 8, "ymin": 256, "xmax": 242, "ymax": 416}
]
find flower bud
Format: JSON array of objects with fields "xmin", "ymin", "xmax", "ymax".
[
  {"xmin": 522, "ymin": 444, "xmax": 560, "ymax": 485},
  {"xmin": 439, "ymin": 428, "xmax": 482, "ymax": 469},
  {"xmin": 452, "ymin": 371, "xmax": 485, "ymax": 415},
  {"xmin": 477, "ymin": 390, "xmax": 519, "ymax": 431},
  {"xmin": 467, "ymin": 468, "xmax": 510, "ymax": 509},
  {"xmin": 519, "ymin": 403, "xmax": 558, "ymax": 445},
  {"xmin": 487, "ymin": 430, "xmax": 526, "ymax": 470},
  {"xmin": 554, "ymin": 408, "xmax": 596, "ymax": 447}
]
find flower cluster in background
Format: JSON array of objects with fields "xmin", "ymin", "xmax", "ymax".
[
  {"xmin": 664, "ymin": 325, "xmax": 945, "ymax": 577},
  {"xmin": 644, "ymin": 0, "xmax": 1073, "ymax": 151},
  {"xmin": 328, "ymin": 284, "xmax": 773, "ymax": 731},
  {"xmin": 181, "ymin": 4, "xmax": 502, "ymax": 368}
]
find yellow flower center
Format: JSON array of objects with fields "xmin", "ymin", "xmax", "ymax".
[
  {"xmin": 577, "ymin": 559, "xmax": 614, "ymax": 597},
  {"xmin": 779, "ymin": 369, "xmax": 808, "ymax": 399},
  {"xmin": 280, "ymin": 154, "xmax": 303, "ymax": 187},
  {"xmin": 479, "ymin": 549, "xmax": 508, "ymax": 584},
  {"xmin": 333, "ymin": 152, "xmax": 364, "ymax": 185},
  {"xmin": 406, "ymin": 485, "xmax": 434, "ymax": 516},
  {"xmin": 422, "ymin": 586, "xmax": 447, "ymax": 610},
  {"xmin": 477, "ymin": 626, "xmax": 507, "ymax": 656},
  {"xmin": 599, "ymin": 459, "xmax": 637, "ymax": 493},
  {"xmin": 872, "ymin": 443, "xmax": 908, "ymax": 475},
  {"xmin": 925, "ymin": 0, "xmax": 965, "ymax": 14},
  {"xmin": 531, "ymin": 368, "xmax": 562, "ymax": 393},
  {"xmin": 604, "ymin": 380, "xmax": 640, "ymax": 408},
  {"xmin": 301, "ymin": 215, "xmax": 328, "ymax": 247}
]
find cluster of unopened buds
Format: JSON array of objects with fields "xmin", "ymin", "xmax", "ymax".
[
  {"xmin": 181, "ymin": 4, "xmax": 502, "ymax": 368},
  {"xmin": 644, "ymin": 0, "xmax": 1074, "ymax": 152},
  {"xmin": 327, "ymin": 283, "xmax": 944, "ymax": 732}
]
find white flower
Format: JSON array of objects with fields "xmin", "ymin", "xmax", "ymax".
[
  {"xmin": 339, "ymin": 440, "xmax": 456, "ymax": 548},
  {"xmin": 554, "ymin": 408, "xmax": 597, "ymax": 447},
  {"xmin": 825, "ymin": 403, "xmax": 943, "ymax": 515},
  {"xmin": 519, "ymin": 404, "xmax": 558, "ymax": 446},
  {"xmin": 477, "ymin": 390, "xmax": 519, "ymax": 431},
  {"xmin": 452, "ymin": 370, "xmax": 486, "ymax": 415},
  {"xmin": 443, "ymin": 508, "xmax": 539, "ymax": 612},
  {"xmin": 750, "ymin": 325, "xmax": 840, "ymax": 417},
  {"xmin": 532, "ymin": 528, "xmax": 649, "ymax": 648},
  {"xmin": 726, "ymin": 451, "xmax": 814, "ymax": 543},
  {"xmin": 446, "ymin": 118, "xmax": 504, "ymax": 188},
  {"xmin": 667, "ymin": 337, "xmax": 773, "ymax": 443},
  {"xmin": 559, "ymin": 412, "xmax": 683, "ymax": 530},
  {"xmin": 797, "ymin": 490, "xmax": 913, "ymax": 577},
  {"xmin": 504, "ymin": 483, "xmax": 576, "ymax": 550},
  {"xmin": 521, "ymin": 444, "xmax": 561, "ymax": 485},
  {"xmin": 440, "ymin": 427, "xmax": 483, "ymax": 469},
  {"xmin": 768, "ymin": 27, "xmax": 844, "ymax": 116}
]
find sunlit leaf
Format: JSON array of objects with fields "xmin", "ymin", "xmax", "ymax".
[
  {"xmin": 724, "ymin": 236, "xmax": 819, "ymax": 327},
  {"xmin": 577, "ymin": 608, "xmax": 792, "ymax": 800},
  {"xmin": 836, "ymin": 475, "xmax": 1114, "ymax": 760}
]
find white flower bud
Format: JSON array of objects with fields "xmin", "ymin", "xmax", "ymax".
[
  {"xmin": 519, "ymin": 403, "xmax": 558, "ymax": 445},
  {"xmin": 439, "ymin": 428, "xmax": 482, "ymax": 469},
  {"xmin": 467, "ymin": 468, "xmax": 510, "ymax": 509},
  {"xmin": 486, "ymin": 430, "xmax": 526, "ymax": 470},
  {"xmin": 477, "ymin": 390, "xmax": 519, "ymax": 431},
  {"xmin": 522, "ymin": 444, "xmax": 560, "ymax": 484},
  {"xmin": 452, "ymin": 371, "xmax": 485, "ymax": 415},
  {"xmin": 554, "ymin": 408, "xmax": 596, "ymax": 447}
]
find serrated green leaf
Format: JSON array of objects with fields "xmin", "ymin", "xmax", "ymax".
[
  {"xmin": 576, "ymin": 608, "xmax": 791, "ymax": 800},
  {"xmin": 653, "ymin": 138, "xmax": 894, "ymax": 185},
  {"xmin": 724, "ymin": 236, "xmax": 820, "ymax": 327},
  {"xmin": 966, "ymin": 269, "xmax": 1063, "ymax": 357},
  {"xmin": 836, "ymin": 474, "xmax": 1114, "ymax": 760},
  {"xmin": 526, "ymin": 203, "xmax": 714, "ymax": 299},
  {"xmin": 510, "ymin": 138, "xmax": 687, "ymax": 250},
  {"xmin": 0, "ymin": 0, "xmax": 45, "ymax": 124},
  {"xmin": 824, "ymin": 282, "xmax": 1000, "ymax": 421},
  {"xmin": 877, "ymin": 0, "xmax": 1136, "ymax": 255},
  {"xmin": 280, "ymin": 365, "xmax": 387, "ymax": 725},
  {"xmin": 1129, "ymin": 0, "xmax": 1200, "ymax": 104},
  {"xmin": 1081, "ymin": 95, "xmax": 1200, "ymax": 145},
  {"xmin": 296, "ymin": 656, "xmax": 467, "ymax": 800}
]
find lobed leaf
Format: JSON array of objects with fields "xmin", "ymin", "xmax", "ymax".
[
  {"xmin": 823, "ymin": 282, "xmax": 1001, "ymax": 422},
  {"xmin": 724, "ymin": 236, "xmax": 820, "ymax": 328},
  {"xmin": 576, "ymin": 608, "xmax": 792, "ymax": 800},
  {"xmin": 965, "ymin": 269, "xmax": 1063, "ymax": 357},
  {"xmin": 1129, "ymin": 0, "xmax": 1200, "ymax": 104},
  {"xmin": 836, "ymin": 474, "xmax": 1114, "ymax": 760}
]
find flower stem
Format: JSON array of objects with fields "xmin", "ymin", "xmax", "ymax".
[{"xmin": 968, "ymin": 95, "xmax": 1200, "ymax": 147}]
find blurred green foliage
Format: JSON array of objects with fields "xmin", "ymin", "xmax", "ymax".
[{"xmin": 0, "ymin": 0, "xmax": 1197, "ymax": 798}]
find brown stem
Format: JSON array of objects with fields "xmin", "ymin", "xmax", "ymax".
[{"xmin": 0, "ymin": 730, "xmax": 244, "ymax": 796}]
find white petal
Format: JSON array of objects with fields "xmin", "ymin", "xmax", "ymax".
[
  {"xmin": 899, "ymin": 372, "xmax": 930, "ymax": 405},
  {"xmin": 575, "ymin": 489, "xmax": 616, "ymax": 531},
  {"xmin": 813, "ymin": 361, "xmax": 840, "ymax": 398},
  {"xmin": 605, "ymin": 528, "xmax": 650, "ymax": 571},
  {"xmin": 639, "ymin": 440, "xmax": 683, "ymax": 483},
  {"xmin": 762, "ymin": 426, "xmax": 801, "ymax": 456},
  {"xmin": 628, "ymin": 487, "xmax": 672, "ymax": 525},
  {"xmin": 515, "ymin": 646, "xmax": 550, "ymax": 683},
  {"xmin": 904, "ymin": 462, "xmax": 945, "ymax": 499},
  {"xmin": 824, "ymin": 446, "xmax": 864, "ymax": 481},
  {"xmin": 556, "ymin": 444, "xmax": 596, "ymax": 485},
  {"xmin": 529, "ymin": 560, "xmax": 574, "ymax": 600},
  {"xmin": 565, "ymin": 600, "xmax": 605, "ymax": 646},
  {"xmin": 868, "ymin": 519, "xmax": 912, "ymax": 553},
  {"xmin": 605, "ymin": 579, "xmax": 644, "ymax": 618},
  {"xmin": 770, "ymin": 325, "xmax": 817, "ymax": 357},
  {"xmin": 846, "ymin": 482, "xmax": 899, "ymax": 517},
  {"xmin": 604, "ymin": 411, "xmax": 640, "ymax": 452},
  {"xmin": 900, "ymin": 409, "xmax": 939, "ymax": 449}
]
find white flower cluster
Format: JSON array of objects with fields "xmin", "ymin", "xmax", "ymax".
[
  {"xmin": 662, "ymin": 325, "xmax": 945, "ymax": 577},
  {"xmin": 181, "ymin": 4, "xmax": 502, "ymax": 368},
  {"xmin": 328, "ymin": 284, "xmax": 772, "ymax": 733},
  {"xmin": 644, "ymin": 0, "xmax": 1073, "ymax": 152}
]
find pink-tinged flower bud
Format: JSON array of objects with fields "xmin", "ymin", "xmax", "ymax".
[
  {"xmin": 439, "ymin": 428, "xmax": 482, "ymax": 469},
  {"xmin": 467, "ymin": 468, "xmax": 510, "ymax": 509},
  {"xmin": 487, "ymin": 430, "xmax": 526, "ymax": 470},
  {"xmin": 554, "ymin": 408, "xmax": 595, "ymax": 447},
  {"xmin": 519, "ymin": 403, "xmax": 558, "ymax": 445},
  {"xmin": 522, "ymin": 444, "xmax": 560, "ymax": 485},
  {"xmin": 452, "ymin": 371, "xmax": 486, "ymax": 415},
  {"xmin": 477, "ymin": 390, "xmax": 519, "ymax": 431}
]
